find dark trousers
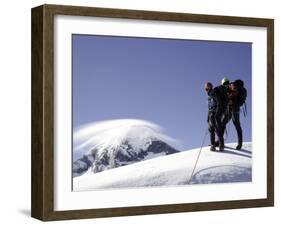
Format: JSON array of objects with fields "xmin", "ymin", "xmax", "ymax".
[
  {"xmin": 208, "ymin": 111, "xmax": 224, "ymax": 146},
  {"xmin": 221, "ymin": 108, "xmax": 243, "ymax": 144}
]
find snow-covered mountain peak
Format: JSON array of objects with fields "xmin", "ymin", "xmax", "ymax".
[
  {"xmin": 74, "ymin": 119, "xmax": 179, "ymax": 156},
  {"xmin": 73, "ymin": 119, "xmax": 180, "ymax": 176}
]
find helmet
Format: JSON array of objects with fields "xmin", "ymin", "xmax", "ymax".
[
  {"xmin": 204, "ymin": 82, "xmax": 213, "ymax": 91},
  {"xmin": 221, "ymin": 77, "xmax": 230, "ymax": 85},
  {"xmin": 234, "ymin": 79, "xmax": 244, "ymax": 87}
]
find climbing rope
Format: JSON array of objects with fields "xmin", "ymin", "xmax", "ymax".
[{"xmin": 187, "ymin": 127, "xmax": 209, "ymax": 184}]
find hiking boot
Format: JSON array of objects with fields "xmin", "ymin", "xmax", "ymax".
[
  {"xmin": 218, "ymin": 138, "xmax": 224, "ymax": 150},
  {"xmin": 236, "ymin": 138, "xmax": 242, "ymax": 150},
  {"xmin": 236, "ymin": 143, "xmax": 242, "ymax": 150},
  {"xmin": 210, "ymin": 145, "xmax": 216, "ymax": 152},
  {"xmin": 219, "ymin": 145, "xmax": 224, "ymax": 152}
]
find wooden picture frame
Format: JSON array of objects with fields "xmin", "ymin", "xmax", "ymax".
[{"xmin": 31, "ymin": 4, "xmax": 274, "ymax": 221}]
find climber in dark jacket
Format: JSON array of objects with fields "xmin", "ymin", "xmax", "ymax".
[
  {"xmin": 213, "ymin": 77, "xmax": 231, "ymax": 148},
  {"xmin": 205, "ymin": 82, "xmax": 224, "ymax": 152},
  {"xmin": 221, "ymin": 79, "xmax": 247, "ymax": 150}
]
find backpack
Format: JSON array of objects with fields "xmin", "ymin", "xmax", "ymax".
[{"xmin": 233, "ymin": 79, "xmax": 247, "ymax": 106}]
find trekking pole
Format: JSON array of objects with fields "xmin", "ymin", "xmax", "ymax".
[
  {"xmin": 187, "ymin": 127, "xmax": 209, "ymax": 184},
  {"xmin": 242, "ymin": 103, "xmax": 247, "ymax": 117},
  {"xmin": 242, "ymin": 104, "xmax": 246, "ymax": 117}
]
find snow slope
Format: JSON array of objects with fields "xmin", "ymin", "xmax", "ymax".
[{"xmin": 73, "ymin": 142, "xmax": 252, "ymax": 191}]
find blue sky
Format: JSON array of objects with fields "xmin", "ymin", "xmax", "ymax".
[{"xmin": 72, "ymin": 34, "xmax": 252, "ymax": 151}]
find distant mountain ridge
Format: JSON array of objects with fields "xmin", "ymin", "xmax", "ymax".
[{"xmin": 73, "ymin": 139, "xmax": 179, "ymax": 176}]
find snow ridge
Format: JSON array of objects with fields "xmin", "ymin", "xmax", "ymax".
[{"xmin": 73, "ymin": 142, "xmax": 252, "ymax": 191}]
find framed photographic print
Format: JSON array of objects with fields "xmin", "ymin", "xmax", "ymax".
[{"xmin": 31, "ymin": 4, "xmax": 274, "ymax": 221}]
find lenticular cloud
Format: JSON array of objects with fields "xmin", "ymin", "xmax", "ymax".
[{"xmin": 73, "ymin": 119, "xmax": 180, "ymax": 156}]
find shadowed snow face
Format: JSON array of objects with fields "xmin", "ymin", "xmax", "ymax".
[
  {"xmin": 73, "ymin": 119, "xmax": 180, "ymax": 159},
  {"xmin": 73, "ymin": 142, "xmax": 252, "ymax": 191}
]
